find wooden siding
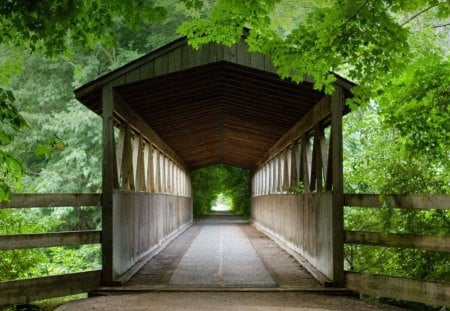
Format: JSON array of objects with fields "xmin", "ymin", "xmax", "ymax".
[
  {"xmin": 112, "ymin": 192, "xmax": 192, "ymax": 279},
  {"xmin": 251, "ymin": 193, "xmax": 334, "ymax": 281}
]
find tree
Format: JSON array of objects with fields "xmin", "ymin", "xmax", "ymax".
[
  {"xmin": 179, "ymin": 0, "xmax": 449, "ymax": 104},
  {"xmin": 0, "ymin": 0, "xmax": 168, "ymax": 201},
  {"xmin": 191, "ymin": 164, "xmax": 250, "ymax": 218}
]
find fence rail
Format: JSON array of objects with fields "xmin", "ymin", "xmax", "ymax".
[
  {"xmin": 0, "ymin": 193, "xmax": 102, "ymax": 306},
  {"xmin": 0, "ymin": 193, "xmax": 101, "ymax": 208},
  {"xmin": 0, "ymin": 271, "xmax": 101, "ymax": 305},
  {"xmin": 345, "ymin": 272, "xmax": 450, "ymax": 308},
  {"xmin": 344, "ymin": 193, "xmax": 450, "ymax": 307},
  {"xmin": 344, "ymin": 193, "xmax": 449, "ymax": 210},
  {"xmin": 344, "ymin": 230, "xmax": 450, "ymax": 253},
  {"xmin": 0, "ymin": 230, "xmax": 101, "ymax": 250}
]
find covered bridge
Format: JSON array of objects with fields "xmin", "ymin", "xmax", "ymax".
[
  {"xmin": 75, "ymin": 36, "xmax": 353, "ymax": 286},
  {"xmin": 1, "ymin": 36, "xmax": 449, "ymax": 308}
]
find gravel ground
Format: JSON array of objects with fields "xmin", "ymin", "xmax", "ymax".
[{"xmin": 55, "ymin": 291, "xmax": 406, "ymax": 311}]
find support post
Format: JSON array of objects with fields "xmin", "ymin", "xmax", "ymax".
[
  {"xmin": 330, "ymin": 87, "xmax": 345, "ymax": 286},
  {"xmin": 101, "ymin": 83, "xmax": 115, "ymax": 285}
]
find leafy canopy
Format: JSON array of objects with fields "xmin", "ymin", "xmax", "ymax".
[
  {"xmin": 0, "ymin": 0, "xmax": 166, "ymax": 56},
  {"xmin": 179, "ymin": 0, "xmax": 449, "ymax": 104}
]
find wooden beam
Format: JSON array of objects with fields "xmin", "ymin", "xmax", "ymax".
[
  {"xmin": 135, "ymin": 135, "xmax": 146, "ymax": 191},
  {"xmin": 0, "ymin": 231, "xmax": 101, "ymax": 250},
  {"xmin": 345, "ymin": 272, "xmax": 450, "ymax": 307},
  {"xmin": 0, "ymin": 271, "xmax": 101, "ymax": 306},
  {"xmin": 112, "ymin": 91, "xmax": 188, "ymax": 171},
  {"xmin": 344, "ymin": 230, "xmax": 450, "ymax": 252},
  {"xmin": 283, "ymin": 149, "xmax": 289, "ymax": 191},
  {"xmin": 147, "ymin": 143, "xmax": 155, "ymax": 192},
  {"xmin": 101, "ymin": 83, "xmax": 115, "ymax": 285},
  {"xmin": 331, "ymin": 87, "xmax": 344, "ymax": 286},
  {"xmin": 255, "ymin": 95, "xmax": 331, "ymax": 169},
  {"xmin": 120, "ymin": 123, "xmax": 134, "ymax": 191},
  {"xmin": 0, "ymin": 194, "xmax": 101, "ymax": 209},
  {"xmin": 344, "ymin": 194, "xmax": 450, "ymax": 210}
]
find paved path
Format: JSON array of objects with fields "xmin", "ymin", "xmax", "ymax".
[
  {"xmin": 127, "ymin": 212, "xmax": 321, "ymax": 289},
  {"xmin": 169, "ymin": 224, "xmax": 276, "ymax": 288}
]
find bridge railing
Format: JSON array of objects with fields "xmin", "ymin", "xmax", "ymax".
[
  {"xmin": 0, "ymin": 193, "xmax": 102, "ymax": 306},
  {"xmin": 343, "ymin": 193, "xmax": 450, "ymax": 308}
]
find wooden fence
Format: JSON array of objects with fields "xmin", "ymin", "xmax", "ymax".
[
  {"xmin": 343, "ymin": 193, "xmax": 450, "ymax": 307},
  {"xmin": 0, "ymin": 193, "xmax": 102, "ymax": 305}
]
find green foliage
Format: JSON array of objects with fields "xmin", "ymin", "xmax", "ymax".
[
  {"xmin": 289, "ymin": 181, "xmax": 306, "ymax": 195},
  {"xmin": 0, "ymin": 0, "xmax": 166, "ymax": 56},
  {"xmin": 0, "ymin": 2, "xmax": 188, "ymax": 287},
  {"xmin": 179, "ymin": 0, "xmax": 449, "ymax": 105},
  {"xmin": 192, "ymin": 164, "xmax": 250, "ymax": 218},
  {"xmin": 0, "ymin": 88, "xmax": 27, "ymax": 201},
  {"xmin": 379, "ymin": 53, "xmax": 450, "ymax": 163}
]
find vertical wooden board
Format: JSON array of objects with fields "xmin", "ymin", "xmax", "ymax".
[
  {"xmin": 264, "ymin": 55, "xmax": 277, "ymax": 73},
  {"xmin": 121, "ymin": 125, "xmax": 134, "ymax": 191},
  {"xmin": 155, "ymin": 148, "xmax": 161, "ymax": 193},
  {"xmin": 115, "ymin": 125, "xmax": 126, "ymax": 190},
  {"xmin": 125, "ymin": 69, "xmax": 140, "ymax": 84},
  {"xmin": 250, "ymin": 52, "xmax": 266, "ymax": 71},
  {"xmin": 330, "ymin": 87, "xmax": 345, "ymax": 286},
  {"xmin": 283, "ymin": 149, "xmax": 290, "ymax": 191},
  {"xmin": 290, "ymin": 142, "xmax": 299, "ymax": 186},
  {"xmin": 131, "ymin": 135, "xmax": 140, "ymax": 189},
  {"xmin": 210, "ymin": 43, "xmax": 224, "ymax": 62},
  {"xmin": 236, "ymin": 40, "xmax": 251, "ymax": 66},
  {"xmin": 139, "ymin": 61, "xmax": 155, "ymax": 80},
  {"xmin": 223, "ymin": 44, "xmax": 237, "ymax": 63},
  {"xmin": 277, "ymin": 155, "xmax": 282, "ymax": 192},
  {"xmin": 167, "ymin": 47, "xmax": 182, "ymax": 73},
  {"xmin": 195, "ymin": 44, "xmax": 211, "ymax": 66},
  {"xmin": 318, "ymin": 127, "xmax": 329, "ymax": 186},
  {"xmin": 313, "ymin": 126, "xmax": 323, "ymax": 191},
  {"xmin": 154, "ymin": 54, "xmax": 168, "ymax": 77},
  {"xmin": 147, "ymin": 144, "xmax": 155, "ymax": 192},
  {"xmin": 135, "ymin": 136, "xmax": 146, "ymax": 192},
  {"xmin": 181, "ymin": 44, "xmax": 196, "ymax": 70},
  {"xmin": 325, "ymin": 133, "xmax": 333, "ymax": 190},
  {"xmin": 110, "ymin": 75, "xmax": 126, "ymax": 88},
  {"xmin": 300, "ymin": 141, "xmax": 308, "ymax": 190},
  {"xmin": 101, "ymin": 83, "xmax": 115, "ymax": 285}
]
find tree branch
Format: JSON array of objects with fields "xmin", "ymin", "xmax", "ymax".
[
  {"xmin": 341, "ymin": 0, "xmax": 371, "ymax": 28},
  {"xmin": 432, "ymin": 23, "xmax": 450, "ymax": 29},
  {"xmin": 401, "ymin": 5, "xmax": 438, "ymax": 26}
]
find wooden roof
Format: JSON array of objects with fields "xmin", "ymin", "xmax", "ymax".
[{"xmin": 75, "ymin": 37, "xmax": 354, "ymax": 170}]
